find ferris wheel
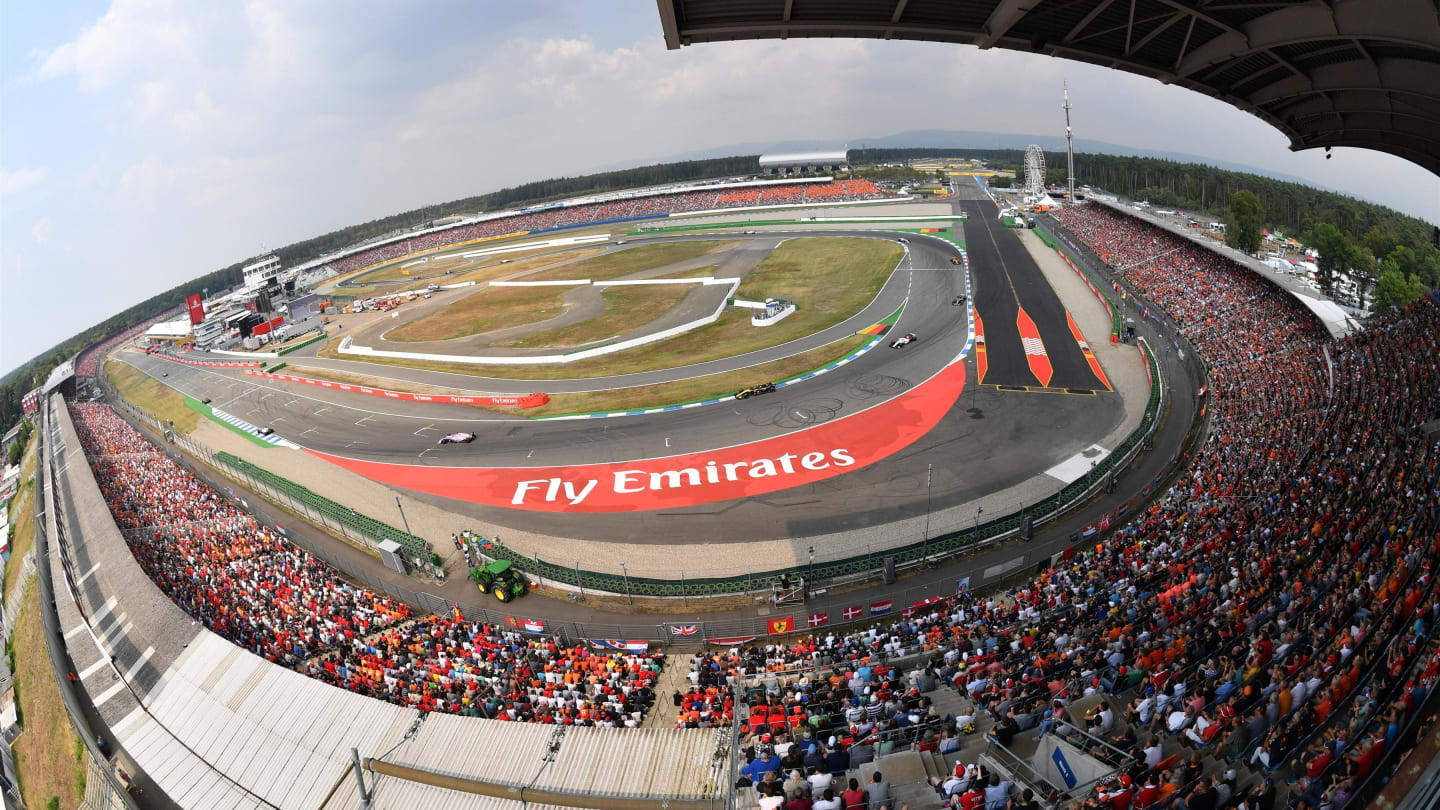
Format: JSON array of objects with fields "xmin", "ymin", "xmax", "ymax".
[{"xmin": 1023, "ymin": 145, "xmax": 1046, "ymax": 197}]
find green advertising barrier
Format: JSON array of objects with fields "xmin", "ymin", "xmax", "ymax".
[
  {"xmin": 212, "ymin": 451, "xmax": 431, "ymax": 560},
  {"xmin": 276, "ymin": 333, "xmax": 329, "ymax": 356}
]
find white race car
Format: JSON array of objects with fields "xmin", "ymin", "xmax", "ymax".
[
  {"xmin": 890, "ymin": 333, "xmax": 917, "ymax": 348},
  {"xmin": 437, "ymin": 432, "xmax": 476, "ymax": 445}
]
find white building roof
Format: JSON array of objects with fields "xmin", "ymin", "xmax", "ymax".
[
  {"xmin": 146, "ymin": 318, "xmax": 194, "ymax": 338},
  {"xmin": 759, "ymin": 150, "xmax": 849, "ymax": 167}
]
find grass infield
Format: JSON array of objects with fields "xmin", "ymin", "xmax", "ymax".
[
  {"xmin": 106, "ymin": 358, "xmax": 200, "ymax": 434},
  {"xmin": 501, "ymin": 283, "xmax": 700, "ymax": 349},
  {"xmin": 295, "ymin": 332, "xmax": 869, "ymax": 419},
  {"xmin": 318, "ymin": 236, "xmax": 902, "ymax": 381}
]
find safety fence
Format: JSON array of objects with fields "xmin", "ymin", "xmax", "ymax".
[
  {"xmin": 96, "ymin": 303, "xmax": 1201, "ymax": 645},
  {"xmin": 210, "ymin": 450, "xmax": 437, "ymax": 564}
]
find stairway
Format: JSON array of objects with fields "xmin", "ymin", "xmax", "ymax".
[{"xmin": 641, "ymin": 652, "xmax": 694, "ymax": 729}]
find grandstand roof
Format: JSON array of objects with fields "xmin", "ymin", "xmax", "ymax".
[
  {"xmin": 759, "ymin": 150, "xmax": 849, "ymax": 167},
  {"xmin": 146, "ymin": 318, "xmax": 194, "ymax": 339},
  {"xmin": 1090, "ymin": 197, "xmax": 1358, "ymax": 339},
  {"xmin": 656, "ymin": 0, "xmax": 1440, "ymax": 174}
]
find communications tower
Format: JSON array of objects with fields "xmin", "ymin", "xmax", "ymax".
[{"xmin": 1064, "ymin": 83, "xmax": 1076, "ymax": 203}]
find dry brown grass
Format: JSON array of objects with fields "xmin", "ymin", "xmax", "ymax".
[
  {"xmin": 12, "ymin": 587, "xmax": 86, "ymax": 810},
  {"xmin": 383, "ymin": 285, "xmax": 578, "ymax": 342},
  {"xmin": 3, "ymin": 440, "xmax": 35, "ymax": 599},
  {"xmin": 317, "ymin": 237, "xmax": 901, "ymax": 381},
  {"xmin": 501, "ymin": 284, "xmax": 698, "ymax": 348},
  {"xmin": 525, "ymin": 241, "xmax": 736, "ymax": 281},
  {"xmin": 106, "ymin": 358, "xmax": 199, "ymax": 433}
]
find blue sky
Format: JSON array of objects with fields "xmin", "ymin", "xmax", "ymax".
[{"xmin": 4, "ymin": 0, "xmax": 1438, "ymax": 375}]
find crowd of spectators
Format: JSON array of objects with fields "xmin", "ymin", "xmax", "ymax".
[
  {"xmin": 68, "ymin": 193, "xmax": 1440, "ymax": 801},
  {"xmin": 704, "ymin": 205, "xmax": 1440, "ymax": 808},
  {"xmin": 320, "ymin": 179, "xmax": 889, "ymax": 276},
  {"xmin": 76, "ymin": 319, "xmax": 170, "ymax": 377},
  {"xmin": 69, "ymin": 402, "xmax": 666, "ymax": 726}
]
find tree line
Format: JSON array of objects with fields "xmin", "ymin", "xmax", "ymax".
[
  {"xmin": 3, "ymin": 149, "xmax": 1433, "ymax": 438},
  {"xmin": 0, "ymin": 156, "xmax": 758, "ymax": 437}
]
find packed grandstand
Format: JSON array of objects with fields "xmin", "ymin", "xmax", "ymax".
[
  {"xmin": 59, "ymin": 198, "xmax": 1440, "ymax": 807},
  {"xmin": 315, "ymin": 178, "xmax": 889, "ymax": 276}
]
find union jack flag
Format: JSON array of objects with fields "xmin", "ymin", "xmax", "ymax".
[{"xmin": 669, "ymin": 624, "xmax": 698, "ymax": 636}]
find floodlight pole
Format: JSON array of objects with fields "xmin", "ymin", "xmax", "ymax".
[{"xmin": 922, "ymin": 463, "xmax": 934, "ymax": 564}]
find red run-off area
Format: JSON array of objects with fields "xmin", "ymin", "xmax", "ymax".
[{"xmin": 309, "ymin": 362, "xmax": 967, "ymax": 512}]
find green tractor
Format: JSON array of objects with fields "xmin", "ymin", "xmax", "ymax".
[{"xmin": 470, "ymin": 560, "xmax": 527, "ymax": 603}]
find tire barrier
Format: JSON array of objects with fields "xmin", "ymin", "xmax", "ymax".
[{"xmin": 243, "ymin": 370, "xmax": 549, "ymax": 408}]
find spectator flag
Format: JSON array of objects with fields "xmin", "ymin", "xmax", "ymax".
[
  {"xmin": 669, "ymin": 624, "xmax": 698, "ymax": 636},
  {"xmin": 767, "ymin": 617, "xmax": 795, "ymax": 635},
  {"xmin": 904, "ymin": 596, "xmax": 946, "ymax": 618},
  {"xmin": 870, "ymin": 600, "xmax": 893, "ymax": 615},
  {"xmin": 506, "ymin": 616, "xmax": 546, "ymax": 634},
  {"xmin": 1081, "ymin": 524, "xmax": 1098, "ymax": 539},
  {"xmin": 591, "ymin": 640, "xmax": 650, "ymax": 652},
  {"xmin": 842, "ymin": 606, "xmax": 864, "ymax": 620},
  {"xmin": 808, "ymin": 613, "xmax": 829, "ymax": 627},
  {"xmin": 1099, "ymin": 514, "xmax": 1112, "ymax": 531}
]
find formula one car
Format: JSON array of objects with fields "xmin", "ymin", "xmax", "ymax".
[
  {"xmin": 895, "ymin": 237, "xmax": 909, "ymax": 244},
  {"xmin": 734, "ymin": 382, "xmax": 778, "ymax": 400},
  {"xmin": 950, "ymin": 257, "xmax": 961, "ymax": 265},
  {"xmin": 890, "ymin": 333, "xmax": 918, "ymax": 348},
  {"xmin": 952, "ymin": 295, "xmax": 967, "ymax": 306},
  {"xmin": 438, "ymin": 432, "xmax": 476, "ymax": 445}
]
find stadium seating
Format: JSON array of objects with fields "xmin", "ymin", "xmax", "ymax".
[
  {"xmin": 71, "ymin": 194, "xmax": 1440, "ymax": 803},
  {"xmin": 319, "ymin": 180, "xmax": 895, "ymax": 276},
  {"xmin": 700, "ymin": 206, "xmax": 1439, "ymax": 807},
  {"xmin": 69, "ymin": 402, "xmax": 666, "ymax": 727}
]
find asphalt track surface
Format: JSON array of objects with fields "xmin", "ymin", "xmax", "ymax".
[
  {"xmin": 959, "ymin": 195, "xmax": 1108, "ymax": 391},
  {"xmin": 126, "ymin": 229, "xmax": 1124, "ymax": 543}
]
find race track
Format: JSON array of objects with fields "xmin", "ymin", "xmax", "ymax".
[{"xmin": 124, "ymin": 224, "xmax": 1126, "ymax": 543}]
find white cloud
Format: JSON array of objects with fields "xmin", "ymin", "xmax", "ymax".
[
  {"xmin": 35, "ymin": 0, "xmax": 202, "ymax": 92},
  {"xmin": 1, "ymin": 166, "xmax": 48, "ymax": 195},
  {"xmin": 5, "ymin": 1, "xmax": 1436, "ymax": 375}
]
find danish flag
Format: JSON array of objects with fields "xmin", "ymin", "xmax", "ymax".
[
  {"xmin": 843, "ymin": 606, "xmax": 864, "ymax": 620},
  {"xmin": 808, "ymin": 613, "xmax": 829, "ymax": 627}
]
